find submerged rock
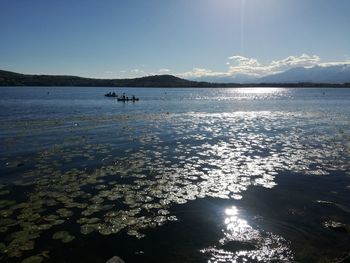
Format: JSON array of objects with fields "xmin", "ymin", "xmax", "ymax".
[
  {"xmin": 106, "ymin": 256, "xmax": 125, "ymax": 263},
  {"xmin": 221, "ymin": 240, "xmax": 257, "ymax": 252},
  {"xmin": 324, "ymin": 220, "xmax": 349, "ymax": 233}
]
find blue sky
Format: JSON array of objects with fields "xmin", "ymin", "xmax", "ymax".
[{"xmin": 1, "ymin": 0, "xmax": 349, "ymax": 78}]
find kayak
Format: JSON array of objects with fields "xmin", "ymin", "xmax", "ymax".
[
  {"xmin": 117, "ymin": 98, "xmax": 139, "ymax": 101},
  {"xmin": 105, "ymin": 94, "xmax": 118, "ymax": 97}
]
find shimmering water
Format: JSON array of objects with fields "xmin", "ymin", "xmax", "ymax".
[{"xmin": 0, "ymin": 87, "xmax": 349, "ymax": 263}]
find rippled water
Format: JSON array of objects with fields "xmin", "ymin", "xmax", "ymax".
[{"xmin": 0, "ymin": 87, "xmax": 349, "ymax": 263}]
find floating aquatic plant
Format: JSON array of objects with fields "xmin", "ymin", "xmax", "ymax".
[
  {"xmin": 21, "ymin": 255, "xmax": 44, "ymax": 263},
  {"xmin": 0, "ymin": 111, "xmax": 348, "ymax": 260},
  {"xmin": 52, "ymin": 231, "xmax": 75, "ymax": 243}
]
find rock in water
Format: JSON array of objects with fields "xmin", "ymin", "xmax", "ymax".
[
  {"xmin": 324, "ymin": 220, "xmax": 349, "ymax": 233},
  {"xmin": 221, "ymin": 240, "xmax": 257, "ymax": 252},
  {"xmin": 106, "ymin": 256, "xmax": 125, "ymax": 263}
]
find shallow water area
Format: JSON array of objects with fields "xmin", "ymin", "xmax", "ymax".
[{"xmin": 0, "ymin": 87, "xmax": 349, "ymax": 263}]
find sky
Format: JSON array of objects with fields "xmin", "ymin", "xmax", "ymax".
[{"xmin": 1, "ymin": 0, "xmax": 350, "ymax": 79}]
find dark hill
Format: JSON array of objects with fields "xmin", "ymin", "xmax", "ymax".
[
  {"xmin": 0, "ymin": 70, "xmax": 211, "ymax": 87},
  {"xmin": 0, "ymin": 69, "xmax": 349, "ymax": 87}
]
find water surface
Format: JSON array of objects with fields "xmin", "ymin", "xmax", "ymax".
[{"xmin": 0, "ymin": 87, "xmax": 349, "ymax": 263}]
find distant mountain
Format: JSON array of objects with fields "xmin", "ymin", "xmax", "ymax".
[
  {"xmin": 0, "ymin": 70, "xmax": 212, "ymax": 87},
  {"xmin": 0, "ymin": 69, "xmax": 349, "ymax": 87},
  {"xmin": 189, "ymin": 65, "xmax": 350, "ymax": 84},
  {"xmin": 258, "ymin": 65, "xmax": 350, "ymax": 84},
  {"xmin": 189, "ymin": 74, "xmax": 257, "ymax": 84}
]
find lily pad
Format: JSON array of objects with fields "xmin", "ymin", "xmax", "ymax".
[
  {"xmin": 52, "ymin": 231, "xmax": 75, "ymax": 243},
  {"xmin": 21, "ymin": 240, "xmax": 35, "ymax": 251},
  {"xmin": 80, "ymin": 224, "xmax": 95, "ymax": 235},
  {"xmin": 21, "ymin": 255, "xmax": 44, "ymax": 263},
  {"xmin": 56, "ymin": 208, "xmax": 73, "ymax": 217},
  {"xmin": 0, "ymin": 190, "xmax": 10, "ymax": 195}
]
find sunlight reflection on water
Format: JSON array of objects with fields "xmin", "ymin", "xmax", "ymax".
[
  {"xmin": 224, "ymin": 87, "xmax": 292, "ymax": 100},
  {"xmin": 202, "ymin": 206, "xmax": 293, "ymax": 262},
  {"xmin": 235, "ymin": 87, "xmax": 286, "ymax": 94}
]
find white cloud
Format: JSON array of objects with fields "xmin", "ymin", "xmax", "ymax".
[
  {"xmin": 270, "ymin": 54, "xmax": 320, "ymax": 69},
  {"xmin": 179, "ymin": 68, "xmax": 228, "ymax": 78},
  {"xmin": 118, "ymin": 68, "xmax": 173, "ymax": 78},
  {"xmin": 179, "ymin": 54, "xmax": 350, "ymax": 79},
  {"xmin": 227, "ymin": 54, "xmax": 321, "ymax": 76},
  {"xmin": 228, "ymin": 55, "xmax": 261, "ymax": 67},
  {"xmin": 159, "ymin": 68, "xmax": 170, "ymax": 73},
  {"xmin": 131, "ymin": 68, "xmax": 143, "ymax": 73},
  {"xmin": 117, "ymin": 68, "xmax": 150, "ymax": 78},
  {"xmin": 319, "ymin": 58, "xmax": 350, "ymax": 67}
]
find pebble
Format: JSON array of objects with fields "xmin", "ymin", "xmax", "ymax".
[{"xmin": 106, "ymin": 256, "xmax": 125, "ymax": 263}]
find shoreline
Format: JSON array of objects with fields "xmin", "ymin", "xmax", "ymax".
[{"xmin": 1, "ymin": 69, "xmax": 350, "ymax": 88}]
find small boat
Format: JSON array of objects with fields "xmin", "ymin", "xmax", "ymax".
[
  {"xmin": 105, "ymin": 92, "xmax": 118, "ymax": 97},
  {"xmin": 117, "ymin": 98, "xmax": 139, "ymax": 102}
]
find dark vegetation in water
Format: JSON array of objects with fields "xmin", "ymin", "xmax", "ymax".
[{"xmin": 1, "ymin": 69, "xmax": 350, "ymax": 87}]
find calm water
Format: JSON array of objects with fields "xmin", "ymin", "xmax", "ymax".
[{"xmin": 0, "ymin": 87, "xmax": 349, "ymax": 263}]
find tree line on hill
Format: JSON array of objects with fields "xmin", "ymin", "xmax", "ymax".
[{"xmin": 0, "ymin": 69, "xmax": 349, "ymax": 88}]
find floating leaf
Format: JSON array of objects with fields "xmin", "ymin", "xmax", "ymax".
[
  {"xmin": 52, "ymin": 231, "xmax": 75, "ymax": 243},
  {"xmin": 21, "ymin": 255, "xmax": 44, "ymax": 263}
]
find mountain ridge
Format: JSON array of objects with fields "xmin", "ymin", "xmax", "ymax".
[
  {"xmin": 0, "ymin": 69, "xmax": 211, "ymax": 87},
  {"xmin": 258, "ymin": 65, "xmax": 350, "ymax": 83},
  {"xmin": 189, "ymin": 64, "xmax": 350, "ymax": 84},
  {"xmin": 0, "ymin": 69, "xmax": 349, "ymax": 87}
]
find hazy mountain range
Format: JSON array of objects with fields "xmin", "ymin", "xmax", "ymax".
[
  {"xmin": 190, "ymin": 65, "xmax": 350, "ymax": 84},
  {"xmin": 0, "ymin": 65, "xmax": 350, "ymax": 87}
]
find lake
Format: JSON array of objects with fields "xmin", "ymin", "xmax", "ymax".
[{"xmin": 0, "ymin": 87, "xmax": 349, "ymax": 263}]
